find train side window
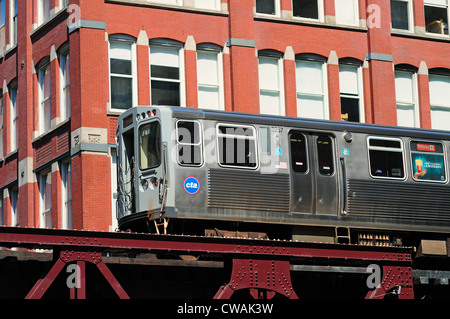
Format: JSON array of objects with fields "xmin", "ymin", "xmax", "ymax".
[
  {"xmin": 217, "ymin": 124, "xmax": 257, "ymax": 168},
  {"xmin": 177, "ymin": 120, "xmax": 202, "ymax": 166},
  {"xmin": 411, "ymin": 141, "xmax": 446, "ymax": 182},
  {"xmin": 317, "ymin": 135, "xmax": 334, "ymax": 175},
  {"xmin": 290, "ymin": 133, "xmax": 308, "ymax": 173},
  {"xmin": 368, "ymin": 137, "xmax": 404, "ymax": 179}
]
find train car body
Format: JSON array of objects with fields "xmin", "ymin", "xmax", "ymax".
[{"xmin": 116, "ymin": 105, "xmax": 450, "ymax": 244}]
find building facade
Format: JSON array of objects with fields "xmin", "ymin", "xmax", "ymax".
[{"xmin": 0, "ymin": 0, "xmax": 448, "ymax": 231}]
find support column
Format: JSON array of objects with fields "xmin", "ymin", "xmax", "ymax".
[
  {"xmin": 283, "ymin": 46, "xmax": 297, "ymax": 117},
  {"xmin": 327, "ymin": 50, "xmax": 341, "ymax": 121},
  {"xmin": 417, "ymin": 61, "xmax": 432, "ymax": 129},
  {"xmin": 227, "ymin": 0, "xmax": 259, "ymax": 113},
  {"xmin": 366, "ymin": 0, "xmax": 397, "ymax": 125},
  {"xmin": 184, "ymin": 35, "xmax": 198, "ymax": 108}
]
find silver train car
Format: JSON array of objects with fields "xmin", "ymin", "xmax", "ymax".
[{"xmin": 116, "ymin": 105, "xmax": 450, "ymax": 245}]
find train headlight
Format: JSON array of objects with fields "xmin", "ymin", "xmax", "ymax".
[{"xmin": 141, "ymin": 178, "xmax": 149, "ymax": 190}]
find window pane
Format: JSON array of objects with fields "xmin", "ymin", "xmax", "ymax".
[
  {"xmin": 425, "ymin": 5, "xmax": 448, "ymax": 34},
  {"xmin": 431, "ymin": 108, "xmax": 450, "ymax": 130},
  {"xmin": 111, "ymin": 77, "xmax": 133, "ymax": 109},
  {"xmin": 256, "ymin": 0, "xmax": 276, "ymax": 14},
  {"xmin": 260, "ymin": 91, "xmax": 281, "ymax": 115},
  {"xmin": 395, "ymin": 71, "xmax": 414, "ymax": 102},
  {"xmin": 198, "ymin": 86, "xmax": 220, "ymax": 110},
  {"xmin": 339, "ymin": 65, "xmax": 359, "ymax": 95},
  {"xmin": 296, "ymin": 60, "xmax": 324, "ymax": 94},
  {"xmin": 150, "ymin": 45, "xmax": 180, "ymax": 67},
  {"xmin": 369, "ymin": 150, "xmax": 404, "ymax": 178},
  {"xmin": 110, "ymin": 41, "xmax": 132, "ymax": 60},
  {"xmin": 391, "ymin": 0, "xmax": 409, "ymax": 30},
  {"xmin": 290, "ymin": 133, "xmax": 308, "ymax": 173},
  {"xmin": 197, "ymin": 51, "xmax": 219, "ymax": 85},
  {"xmin": 111, "ymin": 58, "xmax": 132, "ymax": 75},
  {"xmin": 218, "ymin": 137, "xmax": 257, "ymax": 167},
  {"xmin": 297, "ymin": 95, "xmax": 325, "ymax": 119},
  {"xmin": 429, "ymin": 75, "xmax": 450, "ymax": 106},
  {"xmin": 317, "ymin": 135, "xmax": 334, "ymax": 175},
  {"xmin": 293, "ymin": 0, "xmax": 319, "ymax": 19},
  {"xmin": 177, "ymin": 120, "xmax": 200, "ymax": 144},
  {"xmin": 397, "ymin": 103, "xmax": 416, "ymax": 127},
  {"xmin": 151, "ymin": 80, "xmax": 180, "ymax": 106},
  {"xmin": 335, "ymin": 0, "xmax": 358, "ymax": 25},
  {"xmin": 259, "ymin": 57, "xmax": 280, "ymax": 90},
  {"xmin": 151, "ymin": 65, "xmax": 179, "ymax": 80},
  {"xmin": 139, "ymin": 122, "xmax": 161, "ymax": 170},
  {"xmin": 341, "ymin": 97, "xmax": 360, "ymax": 122}
]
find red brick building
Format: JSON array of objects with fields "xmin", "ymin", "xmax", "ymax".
[{"xmin": 0, "ymin": 0, "xmax": 448, "ymax": 231}]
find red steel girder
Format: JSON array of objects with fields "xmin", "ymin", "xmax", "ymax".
[
  {"xmin": 26, "ymin": 250, "xmax": 129, "ymax": 299},
  {"xmin": 214, "ymin": 259, "xmax": 299, "ymax": 299},
  {"xmin": 0, "ymin": 226, "xmax": 413, "ymax": 263}
]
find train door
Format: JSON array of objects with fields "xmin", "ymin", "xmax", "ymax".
[
  {"xmin": 313, "ymin": 134, "xmax": 338, "ymax": 216},
  {"xmin": 289, "ymin": 132, "xmax": 338, "ymax": 216}
]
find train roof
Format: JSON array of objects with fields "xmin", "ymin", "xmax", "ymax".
[{"xmin": 129, "ymin": 105, "xmax": 450, "ymax": 141}]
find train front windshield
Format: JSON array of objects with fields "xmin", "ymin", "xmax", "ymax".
[{"xmin": 139, "ymin": 121, "xmax": 161, "ymax": 170}]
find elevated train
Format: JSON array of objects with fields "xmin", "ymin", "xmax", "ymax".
[{"xmin": 116, "ymin": 105, "xmax": 450, "ymax": 246}]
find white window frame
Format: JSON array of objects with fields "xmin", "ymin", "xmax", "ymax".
[
  {"xmin": 195, "ymin": 0, "xmax": 221, "ymax": 10},
  {"xmin": 9, "ymin": 84, "xmax": 17, "ymax": 153},
  {"xmin": 335, "ymin": 0, "xmax": 359, "ymax": 26},
  {"xmin": 59, "ymin": 48, "xmax": 70, "ymax": 122},
  {"xmin": 216, "ymin": 123, "xmax": 259, "ymax": 170},
  {"xmin": 61, "ymin": 161, "xmax": 72, "ymax": 230},
  {"xmin": 258, "ymin": 54, "xmax": 285, "ymax": 116},
  {"xmin": 391, "ymin": 0, "xmax": 414, "ymax": 32},
  {"xmin": 395, "ymin": 70, "xmax": 420, "ymax": 127},
  {"xmin": 149, "ymin": 40, "xmax": 186, "ymax": 107},
  {"xmin": 37, "ymin": 0, "xmax": 51, "ymax": 26},
  {"xmin": 339, "ymin": 63, "xmax": 365, "ymax": 123},
  {"xmin": 10, "ymin": 0, "xmax": 17, "ymax": 46},
  {"xmin": 429, "ymin": 73, "xmax": 450, "ymax": 130},
  {"xmin": 295, "ymin": 58, "xmax": 329, "ymax": 120},
  {"xmin": 367, "ymin": 136, "xmax": 406, "ymax": 180},
  {"xmin": 292, "ymin": 0, "xmax": 324, "ymax": 22},
  {"xmin": 151, "ymin": 0, "xmax": 181, "ymax": 5},
  {"xmin": 38, "ymin": 170, "xmax": 52, "ymax": 229},
  {"xmin": 255, "ymin": 0, "xmax": 281, "ymax": 17},
  {"xmin": 197, "ymin": 47, "xmax": 225, "ymax": 111},
  {"xmin": 108, "ymin": 36, "xmax": 138, "ymax": 112},
  {"xmin": 424, "ymin": 0, "xmax": 449, "ymax": 35},
  {"xmin": 38, "ymin": 61, "xmax": 52, "ymax": 134}
]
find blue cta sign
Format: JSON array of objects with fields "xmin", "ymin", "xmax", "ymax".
[{"xmin": 183, "ymin": 176, "xmax": 200, "ymax": 195}]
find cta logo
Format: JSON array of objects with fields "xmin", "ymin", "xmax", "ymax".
[{"xmin": 183, "ymin": 176, "xmax": 200, "ymax": 195}]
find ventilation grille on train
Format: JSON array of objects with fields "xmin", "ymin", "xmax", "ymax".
[
  {"xmin": 208, "ymin": 169, "xmax": 290, "ymax": 213},
  {"xmin": 347, "ymin": 179, "xmax": 450, "ymax": 223}
]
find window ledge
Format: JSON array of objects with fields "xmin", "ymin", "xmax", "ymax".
[
  {"xmin": 105, "ymin": 0, "xmax": 228, "ymax": 16},
  {"xmin": 30, "ymin": 8, "xmax": 68, "ymax": 37},
  {"xmin": 32, "ymin": 119, "xmax": 71, "ymax": 144},
  {"xmin": 254, "ymin": 14, "xmax": 368, "ymax": 32},
  {"xmin": 391, "ymin": 29, "xmax": 450, "ymax": 42}
]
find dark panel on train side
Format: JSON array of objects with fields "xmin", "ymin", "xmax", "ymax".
[{"xmin": 347, "ymin": 179, "xmax": 450, "ymax": 225}]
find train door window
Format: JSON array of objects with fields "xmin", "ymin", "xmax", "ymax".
[
  {"xmin": 177, "ymin": 120, "xmax": 202, "ymax": 166},
  {"xmin": 139, "ymin": 121, "xmax": 161, "ymax": 170},
  {"xmin": 217, "ymin": 124, "xmax": 257, "ymax": 168},
  {"xmin": 368, "ymin": 137, "xmax": 405, "ymax": 179},
  {"xmin": 317, "ymin": 135, "xmax": 334, "ymax": 175},
  {"xmin": 411, "ymin": 141, "xmax": 446, "ymax": 182},
  {"xmin": 290, "ymin": 132, "xmax": 308, "ymax": 173}
]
